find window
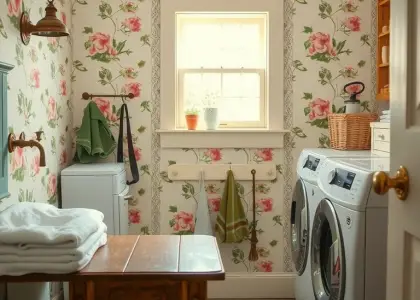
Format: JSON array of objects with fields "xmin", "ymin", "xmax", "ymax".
[
  {"xmin": 160, "ymin": 0, "xmax": 285, "ymax": 148},
  {"xmin": 176, "ymin": 14, "xmax": 267, "ymax": 128}
]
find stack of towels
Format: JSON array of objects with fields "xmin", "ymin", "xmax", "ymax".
[
  {"xmin": 379, "ymin": 110, "xmax": 390, "ymax": 123},
  {"xmin": 0, "ymin": 202, "xmax": 107, "ymax": 276}
]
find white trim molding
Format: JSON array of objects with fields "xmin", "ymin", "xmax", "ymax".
[
  {"xmin": 160, "ymin": 0, "xmax": 284, "ymax": 132},
  {"xmin": 208, "ymin": 272, "xmax": 296, "ymax": 299},
  {"xmin": 157, "ymin": 129, "xmax": 289, "ymax": 148}
]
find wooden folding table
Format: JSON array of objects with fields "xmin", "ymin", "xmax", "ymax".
[{"xmin": 0, "ymin": 235, "xmax": 225, "ymax": 300}]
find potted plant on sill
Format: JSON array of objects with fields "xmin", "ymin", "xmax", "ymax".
[
  {"xmin": 202, "ymin": 91, "xmax": 220, "ymax": 130},
  {"xmin": 185, "ymin": 107, "xmax": 200, "ymax": 130}
]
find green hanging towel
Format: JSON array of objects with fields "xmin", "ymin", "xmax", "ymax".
[
  {"xmin": 74, "ymin": 102, "xmax": 116, "ymax": 163},
  {"xmin": 215, "ymin": 170, "xmax": 248, "ymax": 243}
]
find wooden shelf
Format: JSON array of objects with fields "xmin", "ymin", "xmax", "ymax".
[
  {"xmin": 379, "ymin": 31, "xmax": 390, "ymax": 38},
  {"xmin": 376, "ymin": 0, "xmax": 390, "ymax": 101},
  {"xmin": 376, "ymin": 93, "xmax": 390, "ymax": 101}
]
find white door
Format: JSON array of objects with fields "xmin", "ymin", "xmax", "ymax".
[{"xmin": 374, "ymin": 1, "xmax": 420, "ymax": 299}]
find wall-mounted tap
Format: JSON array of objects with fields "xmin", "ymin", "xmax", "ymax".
[{"xmin": 7, "ymin": 131, "xmax": 46, "ymax": 167}]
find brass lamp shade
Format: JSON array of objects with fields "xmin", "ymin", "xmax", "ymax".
[{"xmin": 20, "ymin": 0, "xmax": 69, "ymax": 45}]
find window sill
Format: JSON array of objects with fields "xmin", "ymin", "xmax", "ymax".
[{"xmin": 156, "ymin": 129, "xmax": 289, "ymax": 148}]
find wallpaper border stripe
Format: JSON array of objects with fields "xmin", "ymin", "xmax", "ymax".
[
  {"xmin": 282, "ymin": 0, "xmax": 294, "ymax": 273},
  {"xmin": 151, "ymin": 0, "xmax": 162, "ymax": 235}
]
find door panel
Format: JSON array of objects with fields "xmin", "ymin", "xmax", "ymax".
[{"xmin": 386, "ymin": 0, "xmax": 420, "ymax": 299}]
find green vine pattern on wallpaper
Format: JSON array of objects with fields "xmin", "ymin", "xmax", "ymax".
[
  {"xmin": 71, "ymin": 0, "xmax": 152, "ymax": 235},
  {"xmin": 70, "ymin": 0, "xmax": 373, "ymax": 274}
]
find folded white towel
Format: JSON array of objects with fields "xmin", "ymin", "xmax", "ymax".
[
  {"xmin": 0, "ymin": 223, "xmax": 107, "ymax": 262},
  {"xmin": 380, "ymin": 115, "xmax": 390, "ymax": 120},
  {"xmin": 0, "ymin": 202, "xmax": 104, "ymax": 248},
  {"xmin": 0, "ymin": 234, "xmax": 107, "ymax": 276},
  {"xmin": 382, "ymin": 110, "xmax": 391, "ymax": 115},
  {"xmin": 380, "ymin": 119, "xmax": 390, "ymax": 123}
]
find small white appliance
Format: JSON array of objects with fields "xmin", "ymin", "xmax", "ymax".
[
  {"xmin": 311, "ymin": 156, "xmax": 390, "ymax": 300},
  {"xmin": 61, "ymin": 163, "xmax": 131, "ymax": 235},
  {"xmin": 292, "ymin": 149, "xmax": 373, "ymax": 300}
]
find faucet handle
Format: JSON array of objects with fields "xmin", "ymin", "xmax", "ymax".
[
  {"xmin": 18, "ymin": 132, "xmax": 25, "ymax": 140},
  {"xmin": 34, "ymin": 131, "xmax": 44, "ymax": 141}
]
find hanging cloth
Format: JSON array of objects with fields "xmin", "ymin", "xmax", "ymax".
[
  {"xmin": 117, "ymin": 103, "xmax": 140, "ymax": 185},
  {"xmin": 74, "ymin": 102, "xmax": 116, "ymax": 163},
  {"xmin": 194, "ymin": 170, "xmax": 213, "ymax": 236},
  {"xmin": 215, "ymin": 170, "xmax": 248, "ymax": 243}
]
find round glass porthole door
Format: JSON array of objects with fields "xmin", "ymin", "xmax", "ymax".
[
  {"xmin": 290, "ymin": 179, "xmax": 310, "ymax": 275},
  {"xmin": 311, "ymin": 199, "xmax": 345, "ymax": 300}
]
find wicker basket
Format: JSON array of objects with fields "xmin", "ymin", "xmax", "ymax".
[{"xmin": 328, "ymin": 113, "xmax": 378, "ymax": 150}]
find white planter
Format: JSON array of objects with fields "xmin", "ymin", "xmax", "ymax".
[{"xmin": 203, "ymin": 108, "xmax": 219, "ymax": 130}]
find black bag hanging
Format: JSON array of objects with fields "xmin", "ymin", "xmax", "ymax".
[{"xmin": 117, "ymin": 102, "xmax": 140, "ymax": 185}]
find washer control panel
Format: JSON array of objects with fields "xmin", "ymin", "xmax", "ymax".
[
  {"xmin": 297, "ymin": 153, "xmax": 324, "ymax": 184},
  {"xmin": 317, "ymin": 159, "xmax": 371, "ymax": 210}
]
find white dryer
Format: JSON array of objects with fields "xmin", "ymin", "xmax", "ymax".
[
  {"xmin": 311, "ymin": 156, "xmax": 390, "ymax": 300},
  {"xmin": 291, "ymin": 149, "xmax": 373, "ymax": 300}
]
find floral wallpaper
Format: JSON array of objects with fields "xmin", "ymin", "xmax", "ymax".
[
  {"xmin": 1, "ymin": 0, "xmax": 73, "ymax": 298},
  {"xmin": 70, "ymin": 0, "xmax": 376, "ymax": 275}
]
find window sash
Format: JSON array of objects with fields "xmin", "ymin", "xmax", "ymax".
[{"xmin": 177, "ymin": 68, "xmax": 266, "ymax": 128}]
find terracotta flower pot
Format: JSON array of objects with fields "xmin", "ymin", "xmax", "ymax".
[{"xmin": 185, "ymin": 114, "xmax": 198, "ymax": 130}]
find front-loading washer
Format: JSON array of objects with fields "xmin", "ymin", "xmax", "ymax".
[
  {"xmin": 291, "ymin": 149, "xmax": 374, "ymax": 300},
  {"xmin": 311, "ymin": 156, "xmax": 390, "ymax": 300}
]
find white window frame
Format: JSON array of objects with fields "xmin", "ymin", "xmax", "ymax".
[
  {"xmin": 159, "ymin": 0, "xmax": 287, "ymax": 148},
  {"xmin": 176, "ymin": 14, "xmax": 267, "ymax": 128}
]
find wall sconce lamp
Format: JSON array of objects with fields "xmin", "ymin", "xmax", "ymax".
[{"xmin": 20, "ymin": 0, "xmax": 69, "ymax": 46}]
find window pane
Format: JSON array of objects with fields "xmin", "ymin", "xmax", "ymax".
[
  {"xmin": 219, "ymin": 98, "xmax": 260, "ymax": 122},
  {"xmin": 223, "ymin": 73, "xmax": 260, "ymax": 98},
  {"xmin": 178, "ymin": 15, "xmax": 265, "ymax": 69},
  {"xmin": 182, "ymin": 72, "xmax": 261, "ymax": 123}
]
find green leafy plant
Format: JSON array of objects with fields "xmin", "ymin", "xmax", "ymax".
[{"xmin": 185, "ymin": 108, "xmax": 200, "ymax": 115}]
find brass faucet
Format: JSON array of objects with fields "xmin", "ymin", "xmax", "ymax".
[{"xmin": 7, "ymin": 131, "xmax": 46, "ymax": 167}]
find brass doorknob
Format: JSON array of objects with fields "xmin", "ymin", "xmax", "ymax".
[{"xmin": 372, "ymin": 166, "xmax": 409, "ymax": 201}]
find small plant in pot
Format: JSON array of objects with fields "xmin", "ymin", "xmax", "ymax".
[
  {"xmin": 202, "ymin": 91, "xmax": 220, "ymax": 130},
  {"xmin": 185, "ymin": 107, "xmax": 200, "ymax": 130}
]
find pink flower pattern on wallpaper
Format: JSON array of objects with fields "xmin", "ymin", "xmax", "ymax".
[
  {"xmin": 7, "ymin": 0, "xmax": 21, "ymax": 18},
  {"xmin": 60, "ymin": 150, "xmax": 67, "ymax": 167},
  {"xmin": 202, "ymin": 148, "xmax": 222, "ymax": 163},
  {"xmin": 122, "ymin": 82, "xmax": 141, "ymax": 98},
  {"xmin": 171, "ymin": 211, "xmax": 195, "ymax": 234},
  {"xmin": 48, "ymin": 96, "xmax": 57, "ymax": 121},
  {"xmin": 343, "ymin": 16, "xmax": 361, "ymax": 32},
  {"xmin": 129, "ymin": 209, "xmax": 141, "ymax": 224},
  {"xmin": 64, "ymin": 0, "xmax": 373, "ymax": 275},
  {"xmin": 87, "ymin": 33, "xmax": 117, "ymax": 57},
  {"xmin": 121, "ymin": 17, "xmax": 142, "ymax": 33},
  {"xmin": 307, "ymin": 32, "xmax": 336, "ymax": 57},
  {"xmin": 31, "ymin": 154, "xmax": 40, "ymax": 176},
  {"xmin": 11, "ymin": 147, "xmax": 24, "ymax": 172},
  {"xmin": 30, "ymin": 68, "xmax": 40, "ymax": 88},
  {"xmin": 60, "ymin": 80, "xmax": 67, "ymax": 96},
  {"xmin": 123, "ymin": 146, "xmax": 142, "ymax": 161},
  {"xmin": 308, "ymin": 98, "xmax": 330, "ymax": 121},
  {"xmin": 257, "ymin": 198, "xmax": 274, "ymax": 212},
  {"xmin": 208, "ymin": 197, "xmax": 221, "ymax": 212},
  {"xmin": 254, "ymin": 148, "xmax": 273, "ymax": 162},
  {"xmin": 47, "ymin": 174, "xmax": 57, "ymax": 198},
  {"xmin": 256, "ymin": 260, "xmax": 274, "ymax": 272}
]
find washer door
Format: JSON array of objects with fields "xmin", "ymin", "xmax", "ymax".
[
  {"xmin": 311, "ymin": 199, "xmax": 345, "ymax": 300},
  {"xmin": 290, "ymin": 179, "xmax": 310, "ymax": 275}
]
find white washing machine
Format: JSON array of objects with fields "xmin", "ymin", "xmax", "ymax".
[
  {"xmin": 291, "ymin": 149, "xmax": 374, "ymax": 300},
  {"xmin": 311, "ymin": 156, "xmax": 390, "ymax": 300}
]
